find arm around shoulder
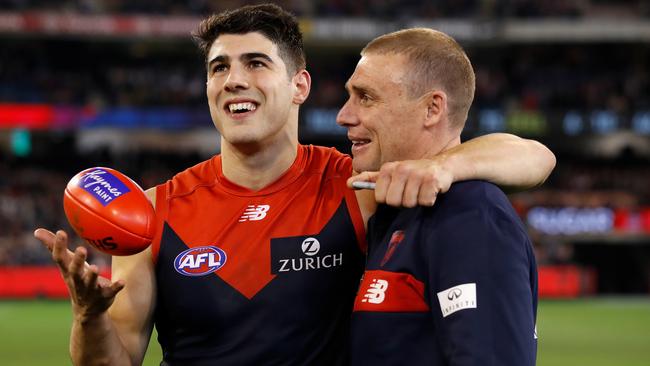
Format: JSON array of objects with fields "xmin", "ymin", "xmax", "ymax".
[
  {"xmin": 439, "ymin": 133, "xmax": 556, "ymax": 191},
  {"xmin": 347, "ymin": 133, "xmax": 555, "ymax": 208}
]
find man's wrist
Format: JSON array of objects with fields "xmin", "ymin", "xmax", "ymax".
[
  {"xmin": 73, "ymin": 306, "xmax": 108, "ymax": 326},
  {"xmin": 435, "ymin": 151, "xmax": 458, "ymax": 184}
]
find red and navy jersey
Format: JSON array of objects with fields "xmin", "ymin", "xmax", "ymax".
[
  {"xmin": 351, "ymin": 180, "xmax": 538, "ymax": 366},
  {"xmin": 151, "ymin": 145, "xmax": 366, "ymax": 366}
]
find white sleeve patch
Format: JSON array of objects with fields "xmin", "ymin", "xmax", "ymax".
[{"xmin": 437, "ymin": 283, "xmax": 477, "ymax": 318}]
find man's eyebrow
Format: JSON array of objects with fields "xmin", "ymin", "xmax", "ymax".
[
  {"xmin": 348, "ymin": 83, "xmax": 375, "ymax": 97},
  {"xmin": 207, "ymin": 55, "xmax": 229, "ymax": 69},
  {"xmin": 207, "ymin": 52, "xmax": 274, "ymax": 70},
  {"xmin": 241, "ymin": 52, "xmax": 274, "ymax": 64}
]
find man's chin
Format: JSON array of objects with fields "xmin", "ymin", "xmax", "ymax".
[
  {"xmin": 222, "ymin": 133, "xmax": 264, "ymax": 148},
  {"xmin": 352, "ymin": 158, "xmax": 379, "ymax": 174}
]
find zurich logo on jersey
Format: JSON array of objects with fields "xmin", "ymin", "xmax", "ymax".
[{"xmin": 174, "ymin": 246, "xmax": 227, "ymax": 276}]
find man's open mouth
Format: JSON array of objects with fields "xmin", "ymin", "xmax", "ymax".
[{"xmin": 227, "ymin": 102, "xmax": 258, "ymax": 114}]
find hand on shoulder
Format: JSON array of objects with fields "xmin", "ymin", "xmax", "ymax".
[{"xmin": 348, "ymin": 158, "xmax": 453, "ymax": 208}]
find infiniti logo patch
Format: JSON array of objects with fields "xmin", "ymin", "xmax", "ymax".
[
  {"xmin": 447, "ymin": 288, "xmax": 463, "ymax": 300},
  {"xmin": 437, "ymin": 283, "xmax": 477, "ymax": 318}
]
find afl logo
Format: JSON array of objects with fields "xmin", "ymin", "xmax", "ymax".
[{"xmin": 174, "ymin": 246, "xmax": 227, "ymax": 277}]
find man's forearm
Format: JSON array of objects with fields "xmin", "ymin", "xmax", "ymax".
[
  {"xmin": 71, "ymin": 312, "xmax": 133, "ymax": 366},
  {"xmin": 440, "ymin": 133, "xmax": 555, "ymax": 191}
]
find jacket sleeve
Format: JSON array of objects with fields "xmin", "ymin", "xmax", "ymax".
[{"xmin": 425, "ymin": 202, "xmax": 538, "ymax": 366}]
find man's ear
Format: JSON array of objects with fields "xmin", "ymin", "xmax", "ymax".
[
  {"xmin": 292, "ymin": 69, "xmax": 311, "ymax": 105},
  {"xmin": 423, "ymin": 90, "xmax": 447, "ymax": 128}
]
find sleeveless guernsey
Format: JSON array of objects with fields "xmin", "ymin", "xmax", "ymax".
[{"xmin": 152, "ymin": 145, "xmax": 366, "ymax": 365}]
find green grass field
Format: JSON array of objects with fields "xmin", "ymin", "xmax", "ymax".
[{"xmin": 1, "ymin": 298, "xmax": 649, "ymax": 365}]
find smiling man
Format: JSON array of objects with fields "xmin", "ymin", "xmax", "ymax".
[
  {"xmin": 340, "ymin": 28, "xmax": 539, "ymax": 366},
  {"xmin": 33, "ymin": 5, "xmax": 553, "ymax": 366}
]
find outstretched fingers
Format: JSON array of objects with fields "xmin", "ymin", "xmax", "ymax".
[
  {"xmin": 33, "ymin": 228, "xmax": 56, "ymax": 251},
  {"xmin": 103, "ymin": 279, "xmax": 126, "ymax": 299},
  {"xmin": 34, "ymin": 228, "xmax": 124, "ymax": 315},
  {"xmin": 34, "ymin": 229, "xmax": 74, "ymax": 273},
  {"xmin": 69, "ymin": 246, "xmax": 88, "ymax": 288},
  {"xmin": 82, "ymin": 264, "xmax": 100, "ymax": 295}
]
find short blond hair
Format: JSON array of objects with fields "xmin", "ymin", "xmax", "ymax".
[{"xmin": 362, "ymin": 28, "xmax": 475, "ymax": 129}]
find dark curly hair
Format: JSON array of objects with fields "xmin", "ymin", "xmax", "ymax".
[{"xmin": 193, "ymin": 4, "xmax": 306, "ymax": 75}]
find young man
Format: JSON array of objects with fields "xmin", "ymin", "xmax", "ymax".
[
  {"xmin": 341, "ymin": 28, "xmax": 540, "ymax": 365},
  {"xmin": 34, "ymin": 5, "xmax": 553, "ymax": 366}
]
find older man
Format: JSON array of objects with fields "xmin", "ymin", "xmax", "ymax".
[{"xmin": 341, "ymin": 28, "xmax": 540, "ymax": 365}]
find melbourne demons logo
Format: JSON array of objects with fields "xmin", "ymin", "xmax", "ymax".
[
  {"xmin": 174, "ymin": 246, "xmax": 227, "ymax": 276},
  {"xmin": 380, "ymin": 230, "xmax": 405, "ymax": 266}
]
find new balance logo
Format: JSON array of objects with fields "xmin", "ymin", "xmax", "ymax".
[
  {"xmin": 361, "ymin": 278, "xmax": 388, "ymax": 304},
  {"xmin": 239, "ymin": 205, "xmax": 270, "ymax": 222}
]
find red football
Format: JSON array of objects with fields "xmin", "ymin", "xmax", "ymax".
[{"xmin": 63, "ymin": 167, "xmax": 156, "ymax": 256}]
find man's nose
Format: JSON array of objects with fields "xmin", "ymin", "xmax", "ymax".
[
  {"xmin": 336, "ymin": 99, "xmax": 358, "ymax": 127},
  {"xmin": 224, "ymin": 65, "xmax": 249, "ymax": 92}
]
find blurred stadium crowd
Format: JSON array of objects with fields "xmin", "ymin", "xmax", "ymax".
[
  {"xmin": 1, "ymin": 0, "xmax": 649, "ymax": 294},
  {"xmin": 3, "ymin": 0, "xmax": 649, "ymax": 18},
  {"xmin": 1, "ymin": 42, "xmax": 648, "ymax": 118}
]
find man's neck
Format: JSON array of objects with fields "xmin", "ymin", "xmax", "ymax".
[
  {"xmin": 415, "ymin": 130, "xmax": 461, "ymax": 161},
  {"xmin": 220, "ymin": 138, "xmax": 299, "ymax": 191},
  {"xmin": 436, "ymin": 135, "xmax": 462, "ymax": 155}
]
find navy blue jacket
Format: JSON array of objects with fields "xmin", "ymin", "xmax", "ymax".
[{"xmin": 351, "ymin": 180, "xmax": 538, "ymax": 365}]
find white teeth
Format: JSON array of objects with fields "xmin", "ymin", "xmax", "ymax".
[{"xmin": 228, "ymin": 102, "xmax": 257, "ymax": 113}]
